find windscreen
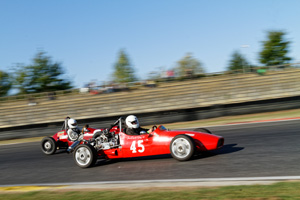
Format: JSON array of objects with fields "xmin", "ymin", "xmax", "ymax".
[{"xmin": 159, "ymin": 125, "xmax": 167, "ymax": 131}]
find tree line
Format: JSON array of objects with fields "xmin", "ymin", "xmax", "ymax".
[{"xmin": 0, "ymin": 30, "xmax": 294, "ymax": 97}]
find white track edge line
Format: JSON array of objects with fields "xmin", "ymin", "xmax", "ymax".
[{"xmin": 1, "ymin": 176, "xmax": 300, "ymax": 187}]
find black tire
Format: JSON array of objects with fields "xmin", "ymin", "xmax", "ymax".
[
  {"xmin": 170, "ymin": 134, "xmax": 195, "ymax": 161},
  {"xmin": 193, "ymin": 128, "xmax": 212, "ymax": 134},
  {"xmin": 41, "ymin": 137, "xmax": 57, "ymax": 155},
  {"xmin": 73, "ymin": 144, "xmax": 97, "ymax": 168}
]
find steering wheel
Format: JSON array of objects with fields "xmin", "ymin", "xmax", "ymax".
[{"xmin": 152, "ymin": 125, "xmax": 157, "ymax": 131}]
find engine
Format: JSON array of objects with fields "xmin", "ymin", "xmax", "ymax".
[{"xmin": 93, "ymin": 129, "xmax": 119, "ymax": 150}]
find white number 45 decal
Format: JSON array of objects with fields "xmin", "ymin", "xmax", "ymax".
[{"xmin": 130, "ymin": 140, "xmax": 145, "ymax": 153}]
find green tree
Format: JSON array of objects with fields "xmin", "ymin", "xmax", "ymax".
[
  {"xmin": 112, "ymin": 50, "xmax": 136, "ymax": 83},
  {"xmin": 0, "ymin": 70, "xmax": 12, "ymax": 97},
  {"xmin": 175, "ymin": 53, "xmax": 204, "ymax": 77},
  {"xmin": 259, "ymin": 31, "xmax": 292, "ymax": 66},
  {"xmin": 227, "ymin": 51, "xmax": 250, "ymax": 72},
  {"xmin": 13, "ymin": 51, "xmax": 72, "ymax": 94}
]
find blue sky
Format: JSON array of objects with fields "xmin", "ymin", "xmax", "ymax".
[{"xmin": 1, "ymin": 0, "xmax": 300, "ymax": 88}]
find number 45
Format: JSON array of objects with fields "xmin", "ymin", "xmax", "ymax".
[{"xmin": 130, "ymin": 140, "xmax": 145, "ymax": 153}]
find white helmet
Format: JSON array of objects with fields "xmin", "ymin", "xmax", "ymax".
[
  {"xmin": 126, "ymin": 115, "xmax": 140, "ymax": 129},
  {"xmin": 68, "ymin": 118, "xmax": 78, "ymax": 129}
]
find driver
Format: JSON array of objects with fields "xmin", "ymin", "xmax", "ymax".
[
  {"xmin": 125, "ymin": 115, "xmax": 154, "ymax": 135},
  {"xmin": 67, "ymin": 118, "xmax": 82, "ymax": 141}
]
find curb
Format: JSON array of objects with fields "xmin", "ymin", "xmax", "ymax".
[{"xmin": 1, "ymin": 177, "xmax": 300, "ymax": 192}]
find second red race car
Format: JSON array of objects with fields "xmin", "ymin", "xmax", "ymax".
[
  {"xmin": 40, "ymin": 117, "xmax": 103, "ymax": 155},
  {"xmin": 70, "ymin": 117, "xmax": 224, "ymax": 168}
]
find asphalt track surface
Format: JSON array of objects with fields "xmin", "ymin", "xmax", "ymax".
[{"xmin": 0, "ymin": 120, "xmax": 299, "ymax": 186}]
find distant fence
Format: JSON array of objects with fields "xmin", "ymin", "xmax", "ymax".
[{"xmin": 0, "ymin": 65, "xmax": 300, "ymax": 129}]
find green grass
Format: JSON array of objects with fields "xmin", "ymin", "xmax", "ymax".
[{"xmin": 1, "ymin": 181, "xmax": 300, "ymax": 200}]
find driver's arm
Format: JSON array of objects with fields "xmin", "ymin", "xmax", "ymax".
[
  {"xmin": 147, "ymin": 127, "xmax": 154, "ymax": 134},
  {"xmin": 81, "ymin": 124, "xmax": 89, "ymax": 133}
]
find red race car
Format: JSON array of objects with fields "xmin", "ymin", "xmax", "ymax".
[
  {"xmin": 71, "ymin": 117, "xmax": 224, "ymax": 168},
  {"xmin": 40, "ymin": 117, "xmax": 103, "ymax": 155}
]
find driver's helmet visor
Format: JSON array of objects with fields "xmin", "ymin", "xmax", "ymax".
[
  {"xmin": 130, "ymin": 120, "xmax": 138, "ymax": 125},
  {"xmin": 71, "ymin": 122, "xmax": 77, "ymax": 126}
]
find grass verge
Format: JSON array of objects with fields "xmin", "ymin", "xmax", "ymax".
[{"xmin": 1, "ymin": 181, "xmax": 300, "ymax": 199}]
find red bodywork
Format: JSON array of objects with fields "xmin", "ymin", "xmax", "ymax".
[
  {"xmin": 97, "ymin": 125, "xmax": 224, "ymax": 159},
  {"xmin": 52, "ymin": 127, "xmax": 102, "ymax": 148}
]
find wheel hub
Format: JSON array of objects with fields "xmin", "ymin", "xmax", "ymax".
[
  {"xmin": 79, "ymin": 152, "xmax": 87, "ymax": 160},
  {"xmin": 172, "ymin": 138, "xmax": 191, "ymax": 158},
  {"xmin": 177, "ymin": 144, "xmax": 185, "ymax": 153},
  {"xmin": 75, "ymin": 147, "xmax": 91, "ymax": 166},
  {"xmin": 44, "ymin": 141, "xmax": 51, "ymax": 150}
]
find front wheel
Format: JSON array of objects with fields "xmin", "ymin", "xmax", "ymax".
[
  {"xmin": 170, "ymin": 135, "xmax": 195, "ymax": 161},
  {"xmin": 41, "ymin": 137, "xmax": 57, "ymax": 155},
  {"xmin": 73, "ymin": 144, "xmax": 97, "ymax": 168}
]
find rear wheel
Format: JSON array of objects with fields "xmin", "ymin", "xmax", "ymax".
[
  {"xmin": 170, "ymin": 135, "xmax": 195, "ymax": 161},
  {"xmin": 41, "ymin": 137, "xmax": 57, "ymax": 155},
  {"xmin": 73, "ymin": 144, "xmax": 97, "ymax": 168},
  {"xmin": 193, "ymin": 128, "xmax": 212, "ymax": 134}
]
